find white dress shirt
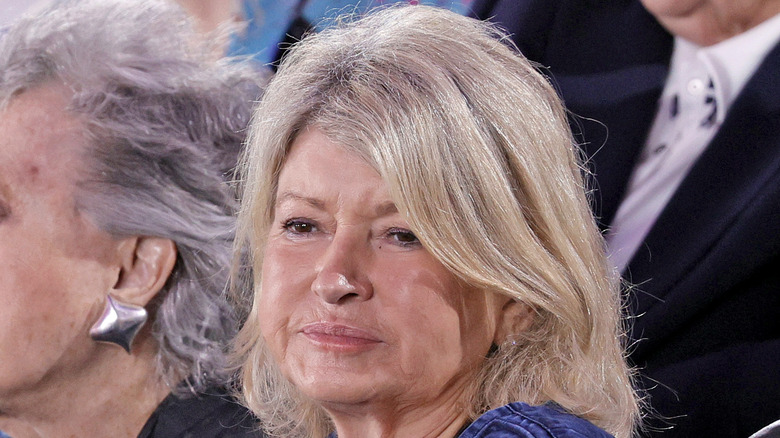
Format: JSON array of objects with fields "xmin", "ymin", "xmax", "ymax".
[{"xmin": 606, "ymin": 12, "xmax": 780, "ymax": 273}]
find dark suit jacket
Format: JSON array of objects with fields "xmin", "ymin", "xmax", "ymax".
[{"xmin": 472, "ymin": 1, "xmax": 780, "ymax": 436}]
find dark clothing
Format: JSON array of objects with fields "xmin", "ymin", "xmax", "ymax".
[
  {"xmin": 472, "ymin": 1, "xmax": 780, "ymax": 437},
  {"xmin": 459, "ymin": 403, "xmax": 612, "ymax": 438},
  {"xmin": 138, "ymin": 390, "xmax": 264, "ymax": 438}
]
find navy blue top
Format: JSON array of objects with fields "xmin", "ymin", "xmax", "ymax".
[{"xmin": 458, "ymin": 402, "xmax": 612, "ymax": 437}]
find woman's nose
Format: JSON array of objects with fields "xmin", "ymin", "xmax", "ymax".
[{"xmin": 311, "ymin": 234, "xmax": 373, "ymax": 304}]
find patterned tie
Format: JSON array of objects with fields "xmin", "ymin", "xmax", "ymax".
[
  {"xmin": 669, "ymin": 79, "xmax": 717, "ymax": 127},
  {"xmin": 670, "ymin": 94, "xmax": 679, "ymax": 118},
  {"xmin": 701, "ymin": 78, "xmax": 718, "ymax": 127}
]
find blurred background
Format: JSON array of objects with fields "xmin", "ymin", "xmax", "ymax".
[{"xmin": 1, "ymin": 0, "xmax": 475, "ymax": 67}]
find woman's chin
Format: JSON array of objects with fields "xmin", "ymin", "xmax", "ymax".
[
  {"xmin": 287, "ymin": 365, "xmax": 386, "ymax": 407},
  {"xmin": 299, "ymin": 380, "xmax": 380, "ymax": 408}
]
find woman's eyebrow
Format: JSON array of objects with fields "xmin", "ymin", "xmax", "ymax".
[
  {"xmin": 276, "ymin": 191, "xmax": 326, "ymax": 211},
  {"xmin": 276, "ymin": 191, "xmax": 398, "ymax": 219},
  {"xmin": 373, "ymin": 201, "xmax": 398, "ymax": 217}
]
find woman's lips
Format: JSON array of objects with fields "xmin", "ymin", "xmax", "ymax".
[{"xmin": 301, "ymin": 322, "xmax": 382, "ymax": 351}]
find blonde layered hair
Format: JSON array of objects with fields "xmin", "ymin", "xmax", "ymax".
[{"xmin": 233, "ymin": 5, "xmax": 639, "ymax": 438}]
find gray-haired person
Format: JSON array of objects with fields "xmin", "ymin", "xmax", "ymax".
[{"xmin": 0, "ymin": 0, "xmax": 268, "ymax": 436}]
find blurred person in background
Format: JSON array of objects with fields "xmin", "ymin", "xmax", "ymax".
[
  {"xmin": 0, "ymin": 0, "xmax": 268, "ymax": 436},
  {"xmin": 231, "ymin": 0, "xmax": 473, "ymax": 67}
]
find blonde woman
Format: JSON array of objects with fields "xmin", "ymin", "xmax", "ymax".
[{"xmin": 232, "ymin": 5, "xmax": 640, "ymax": 438}]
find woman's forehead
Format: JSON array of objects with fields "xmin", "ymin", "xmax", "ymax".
[{"xmin": 0, "ymin": 85, "xmax": 86, "ymax": 202}]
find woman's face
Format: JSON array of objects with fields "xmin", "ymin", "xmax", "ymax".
[
  {"xmin": 0, "ymin": 85, "xmax": 123, "ymax": 403},
  {"xmin": 258, "ymin": 128, "xmax": 508, "ymax": 413}
]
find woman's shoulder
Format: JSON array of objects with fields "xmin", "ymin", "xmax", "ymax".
[{"xmin": 459, "ymin": 402, "xmax": 614, "ymax": 438}]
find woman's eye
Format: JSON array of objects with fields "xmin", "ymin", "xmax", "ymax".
[
  {"xmin": 387, "ymin": 228, "xmax": 420, "ymax": 247},
  {"xmin": 283, "ymin": 219, "xmax": 317, "ymax": 234}
]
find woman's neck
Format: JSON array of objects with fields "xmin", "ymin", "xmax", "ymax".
[
  {"xmin": 325, "ymin": 384, "xmax": 472, "ymax": 438},
  {"xmin": 0, "ymin": 337, "xmax": 170, "ymax": 437}
]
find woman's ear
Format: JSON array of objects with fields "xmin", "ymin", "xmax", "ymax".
[
  {"xmin": 111, "ymin": 236, "xmax": 177, "ymax": 307},
  {"xmin": 493, "ymin": 297, "xmax": 535, "ymax": 345}
]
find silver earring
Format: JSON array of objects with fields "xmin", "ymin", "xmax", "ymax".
[{"xmin": 89, "ymin": 295, "xmax": 148, "ymax": 353}]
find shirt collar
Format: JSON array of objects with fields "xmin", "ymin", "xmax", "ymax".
[
  {"xmin": 704, "ymin": 12, "xmax": 780, "ymax": 110},
  {"xmin": 666, "ymin": 12, "xmax": 780, "ymax": 124}
]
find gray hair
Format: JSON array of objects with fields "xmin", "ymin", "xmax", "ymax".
[
  {"xmin": 0, "ymin": 0, "xmax": 267, "ymax": 392},
  {"xmin": 233, "ymin": 5, "xmax": 639, "ymax": 438}
]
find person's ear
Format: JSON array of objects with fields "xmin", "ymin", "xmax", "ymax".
[
  {"xmin": 111, "ymin": 236, "xmax": 177, "ymax": 306},
  {"xmin": 493, "ymin": 297, "xmax": 535, "ymax": 345}
]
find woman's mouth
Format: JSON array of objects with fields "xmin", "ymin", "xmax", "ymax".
[{"xmin": 300, "ymin": 322, "xmax": 383, "ymax": 352}]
